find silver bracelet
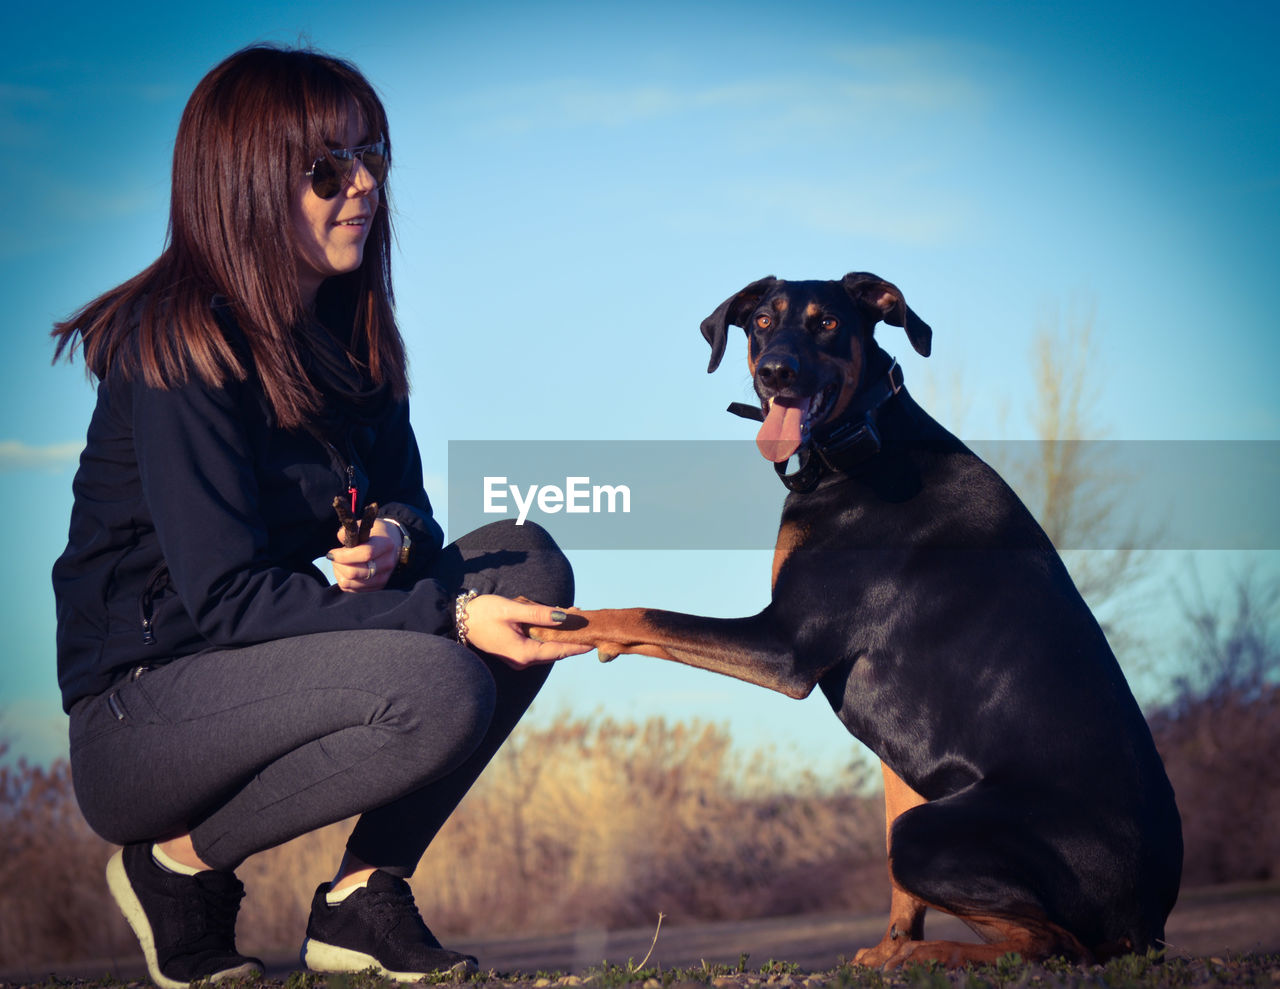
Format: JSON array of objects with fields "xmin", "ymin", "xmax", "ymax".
[{"xmin": 455, "ymin": 589, "xmax": 479, "ymax": 646}]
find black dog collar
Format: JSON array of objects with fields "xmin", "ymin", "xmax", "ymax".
[{"xmin": 728, "ymin": 359, "xmax": 905, "ymax": 493}]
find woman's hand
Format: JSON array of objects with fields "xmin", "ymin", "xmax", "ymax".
[
  {"xmin": 329, "ymin": 519, "xmax": 403, "ymax": 592},
  {"xmin": 462, "ymin": 594, "xmax": 593, "ymax": 668}
]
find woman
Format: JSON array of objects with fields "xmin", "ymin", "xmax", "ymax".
[{"xmin": 51, "ymin": 44, "xmax": 587, "ymax": 989}]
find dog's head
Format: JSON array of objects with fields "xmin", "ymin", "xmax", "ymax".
[{"xmin": 701, "ymin": 272, "xmax": 931, "ymax": 462}]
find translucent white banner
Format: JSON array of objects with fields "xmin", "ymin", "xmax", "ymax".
[{"xmin": 447, "ymin": 440, "xmax": 1280, "ymax": 550}]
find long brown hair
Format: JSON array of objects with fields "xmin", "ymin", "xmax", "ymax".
[{"xmin": 51, "ymin": 45, "xmax": 406, "ymax": 428}]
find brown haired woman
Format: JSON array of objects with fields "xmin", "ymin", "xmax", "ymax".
[{"xmin": 51, "ymin": 45, "xmax": 588, "ymax": 989}]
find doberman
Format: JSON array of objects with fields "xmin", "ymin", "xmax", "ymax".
[{"xmin": 533, "ymin": 272, "xmax": 1182, "ymax": 968}]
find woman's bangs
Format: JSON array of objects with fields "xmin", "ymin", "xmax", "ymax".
[{"xmin": 302, "ymin": 67, "xmax": 386, "ymax": 154}]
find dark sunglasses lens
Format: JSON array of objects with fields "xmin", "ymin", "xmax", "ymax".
[
  {"xmin": 310, "ymin": 158, "xmax": 344, "ymax": 199},
  {"xmin": 361, "ymin": 151, "xmax": 388, "ymax": 186},
  {"xmin": 309, "ymin": 145, "xmax": 388, "ymax": 199}
]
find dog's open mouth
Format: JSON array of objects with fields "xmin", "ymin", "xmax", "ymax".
[{"xmin": 755, "ymin": 386, "xmax": 836, "ymax": 462}]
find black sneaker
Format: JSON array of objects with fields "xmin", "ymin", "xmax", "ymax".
[
  {"xmin": 106, "ymin": 844, "xmax": 263, "ymax": 989},
  {"xmin": 301, "ymin": 870, "xmax": 478, "ymax": 980}
]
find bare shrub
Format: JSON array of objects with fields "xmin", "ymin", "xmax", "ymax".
[
  {"xmin": 1004, "ymin": 303, "xmax": 1156, "ymax": 654},
  {"xmin": 0, "ymin": 755, "xmax": 134, "ymax": 967},
  {"xmin": 405, "ymin": 715, "xmax": 885, "ymax": 937},
  {"xmin": 1147, "ymin": 568, "xmax": 1280, "ymax": 886}
]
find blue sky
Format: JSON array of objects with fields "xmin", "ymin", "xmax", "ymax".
[{"xmin": 3, "ymin": 0, "xmax": 1277, "ymax": 767}]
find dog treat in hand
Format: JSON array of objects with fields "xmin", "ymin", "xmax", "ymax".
[{"xmin": 333, "ymin": 497, "xmax": 379, "ymax": 547}]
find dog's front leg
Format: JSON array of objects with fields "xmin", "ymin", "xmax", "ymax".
[{"xmin": 531, "ymin": 606, "xmax": 816, "ymax": 699}]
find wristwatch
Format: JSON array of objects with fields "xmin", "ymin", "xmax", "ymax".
[{"xmin": 378, "ymin": 517, "xmax": 412, "ymax": 567}]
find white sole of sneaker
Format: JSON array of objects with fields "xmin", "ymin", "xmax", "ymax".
[
  {"xmin": 106, "ymin": 849, "xmax": 261, "ymax": 989},
  {"xmin": 302, "ymin": 938, "xmax": 476, "ymax": 981}
]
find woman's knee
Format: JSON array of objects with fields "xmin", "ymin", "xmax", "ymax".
[
  {"xmin": 458, "ymin": 519, "xmax": 575, "ymax": 605},
  {"xmin": 367, "ymin": 633, "xmax": 498, "ymax": 770}
]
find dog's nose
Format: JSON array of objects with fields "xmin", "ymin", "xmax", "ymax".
[{"xmin": 756, "ymin": 353, "xmax": 799, "ymax": 392}]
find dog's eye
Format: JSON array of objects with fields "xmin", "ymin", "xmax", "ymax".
[
  {"xmin": 820, "ymin": 316, "xmax": 839, "ymax": 331},
  {"xmin": 755, "ymin": 314, "xmax": 773, "ymax": 330}
]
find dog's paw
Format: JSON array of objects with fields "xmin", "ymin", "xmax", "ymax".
[
  {"xmin": 853, "ymin": 940, "xmax": 902, "ymax": 969},
  {"xmin": 528, "ymin": 607, "xmax": 590, "ymax": 641},
  {"xmin": 524, "ymin": 608, "xmax": 628, "ymax": 662}
]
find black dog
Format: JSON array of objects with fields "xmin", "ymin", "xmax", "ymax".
[{"xmin": 535, "ymin": 273, "xmax": 1182, "ymax": 968}]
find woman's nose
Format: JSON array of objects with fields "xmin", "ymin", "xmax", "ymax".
[{"xmin": 347, "ymin": 158, "xmax": 378, "ymax": 197}]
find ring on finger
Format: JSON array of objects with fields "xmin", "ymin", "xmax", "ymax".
[{"xmin": 366, "ymin": 561, "xmax": 376, "ymax": 580}]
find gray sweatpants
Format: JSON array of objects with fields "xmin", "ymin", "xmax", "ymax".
[{"xmin": 68, "ymin": 520, "xmax": 572, "ymax": 875}]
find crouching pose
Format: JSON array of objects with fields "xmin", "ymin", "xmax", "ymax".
[{"xmin": 51, "ymin": 45, "xmax": 587, "ymax": 988}]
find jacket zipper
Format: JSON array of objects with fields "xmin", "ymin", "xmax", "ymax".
[
  {"xmin": 138, "ymin": 562, "xmax": 169, "ymax": 645},
  {"xmin": 322, "ymin": 439, "xmax": 360, "ymax": 515}
]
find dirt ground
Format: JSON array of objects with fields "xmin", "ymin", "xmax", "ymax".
[
  {"xmin": 446, "ymin": 882, "xmax": 1280, "ymax": 974},
  {"xmin": 5, "ymin": 881, "xmax": 1277, "ymax": 984}
]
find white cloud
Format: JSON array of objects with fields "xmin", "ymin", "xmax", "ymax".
[
  {"xmin": 445, "ymin": 43, "xmax": 987, "ymax": 136},
  {"xmin": 0, "ymin": 439, "xmax": 83, "ymax": 472},
  {"xmin": 729, "ymin": 177, "xmax": 975, "ymax": 246}
]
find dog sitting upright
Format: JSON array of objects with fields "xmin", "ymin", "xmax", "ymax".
[{"xmin": 534, "ymin": 272, "xmax": 1182, "ymax": 968}]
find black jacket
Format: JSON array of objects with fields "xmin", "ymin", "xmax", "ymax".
[{"xmin": 53, "ymin": 303, "xmax": 453, "ymax": 712}]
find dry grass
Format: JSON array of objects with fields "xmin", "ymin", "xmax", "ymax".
[
  {"xmin": 0, "ymin": 715, "xmax": 884, "ymax": 968},
  {"xmin": 0, "ymin": 752, "xmax": 124, "ymax": 964},
  {"xmin": 5, "ymin": 694, "xmax": 1279, "ymax": 969},
  {"xmin": 409, "ymin": 715, "xmax": 884, "ymax": 936}
]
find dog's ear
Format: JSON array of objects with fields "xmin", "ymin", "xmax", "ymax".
[
  {"xmin": 842, "ymin": 272, "xmax": 932, "ymax": 357},
  {"xmin": 700, "ymin": 276, "xmax": 778, "ymax": 372}
]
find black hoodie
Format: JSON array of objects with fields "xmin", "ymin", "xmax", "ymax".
[{"xmin": 52, "ymin": 300, "xmax": 460, "ymax": 712}]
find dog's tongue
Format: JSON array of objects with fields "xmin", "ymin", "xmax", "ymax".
[{"xmin": 756, "ymin": 397, "xmax": 810, "ymax": 462}]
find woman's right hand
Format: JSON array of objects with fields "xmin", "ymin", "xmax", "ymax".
[
  {"xmin": 328, "ymin": 520, "xmax": 403, "ymax": 593},
  {"xmin": 461, "ymin": 594, "xmax": 592, "ymax": 668}
]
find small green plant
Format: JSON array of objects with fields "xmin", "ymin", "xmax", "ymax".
[
  {"xmin": 588, "ymin": 960, "xmax": 662, "ymax": 989},
  {"xmin": 829, "ymin": 960, "xmax": 885, "ymax": 989},
  {"xmin": 898, "ymin": 959, "xmax": 950, "ymax": 989},
  {"xmin": 316, "ymin": 969, "xmax": 403, "ymax": 989}
]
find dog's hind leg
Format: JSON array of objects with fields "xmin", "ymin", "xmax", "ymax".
[
  {"xmin": 878, "ymin": 913, "xmax": 1088, "ymax": 970},
  {"xmin": 868, "ymin": 785, "xmax": 1094, "ymax": 969},
  {"xmin": 853, "ymin": 762, "xmax": 929, "ymax": 967}
]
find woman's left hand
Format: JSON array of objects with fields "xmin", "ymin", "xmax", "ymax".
[
  {"xmin": 461, "ymin": 594, "xmax": 594, "ymax": 667},
  {"xmin": 329, "ymin": 519, "xmax": 403, "ymax": 592}
]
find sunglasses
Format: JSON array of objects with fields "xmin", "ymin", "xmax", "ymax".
[{"xmin": 305, "ymin": 141, "xmax": 389, "ymax": 199}]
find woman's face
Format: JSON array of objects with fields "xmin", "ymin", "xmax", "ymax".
[{"xmin": 290, "ymin": 114, "xmax": 382, "ymax": 306}]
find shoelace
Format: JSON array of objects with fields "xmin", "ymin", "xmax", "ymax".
[
  {"xmin": 179, "ymin": 873, "xmax": 246, "ymax": 948},
  {"xmin": 362, "ymin": 879, "xmax": 443, "ymax": 948}
]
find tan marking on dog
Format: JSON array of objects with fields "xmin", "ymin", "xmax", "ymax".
[
  {"xmin": 772, "ymin": 297, "xmax": 789, "ymax": 313},
  {"xmin": 881, "ymin": 762, "xmax": 928, "ymax": 847},
  {"xmin": 804, "ymin": 301, "xmax": 821, "ymax": 318},
  {"xmin": 880, "ymin": 762, "xmax": 928, "ymax": 922},
  {"xmin": 824, "ymin": 337, "xmax": 864, "ymax": 423},
  {"xmin": 771, "ymin": 520, "xmax": 808, "ymax": 589},
  {"xmin": 853, "ymin": 763, "xmax": 929, "ymax": 967},
  {"xmin": 869, "ymin": 909, "xmax": 1092, "ymax": 969}
]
